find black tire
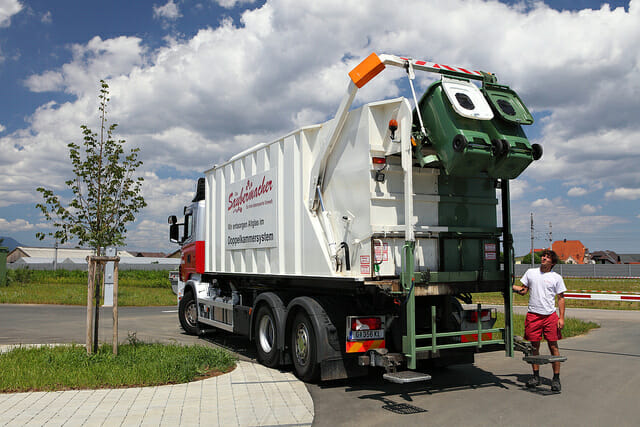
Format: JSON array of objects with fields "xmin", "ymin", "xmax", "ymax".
[
  {"xmin": 178, "ymin": 291, "xmax": 199, "ymax": 335},
  {"xmin": 491, "ymin": 139, "xmax": 505, "ymax": 157},
  {"xmin": 452, "ymin": 134, "xmax": 468, "ymax": 152},
  {"xmin": 254, "ymin": 305, "xmax": 280, "ymax": 368},
  {"xmin": 532, "ymin": 143, "xmax": 543, "ymax": 160},
  {"xmin": 290, "ymin": 311, "xmax": 320, "ymax": 382},
  {"xmin": 501, "ymin": 139, "xmax": 510, "ymax": 156}
]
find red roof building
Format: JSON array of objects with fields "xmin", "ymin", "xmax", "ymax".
[{"xmin": 552, "ymin": 240, "xmax": 587, "ymax": 264}]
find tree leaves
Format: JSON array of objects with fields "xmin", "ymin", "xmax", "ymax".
[{"xmin": 36, "ymin": 80, "xmax": 147, "ymax": 255}]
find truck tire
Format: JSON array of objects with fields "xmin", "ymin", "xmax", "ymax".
[
  {"xmin": 254, "ymin": 305, "xmax": 280, "ymax": 368},
  {"xmin": 290, "ymin": 311, "xmax": 320, "ymax": 382},
  {"xmin": 178, "ymin": 291, "xmax": 199, "ymax": 335}
]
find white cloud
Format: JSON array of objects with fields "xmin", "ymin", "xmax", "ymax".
[
  {"xmin": 24, "ymin": 36, "xmax": 147, "ymax": 97},
  {"xmin": 531, "ymin": 198, "xmax": 556, "ymax": 209},
  {"xmin": 509, "ymin": 179, "xmax": 528, "ymax": 200},
  {"xmin": 0, "ymin": 0, "xmax": 22, "ymax": 27},
  {"xmin": 216, "ymin": 0, "xmax": 257, "ymax": 9},
  {"xmin": 3, "ymin": 0, "xmax": 640, "ymax": 250},
  {"xmin": 605, "ymin": 187, "xmax": 640, "ymax": 200},
  {"xmin": 568, "ymin": 187, "xmax": 587, "ymax": 197},
  {"xmin": 41, "ymin": 10, "xmax": 51, "ymax": 24},
  {"xmin": 24, "ymin": 70, "xmax": 64, "ymax": 92},
  {"xmin": 581, "ymin": 204, "xmax": 599, "ymax": 214},
  {"xmin": 153, "ymin": 1, "xmax": 181, "ymax": 21},
  {"xmin": 0, "ymin": 218, "xmax": 47, "ymax": 232}
]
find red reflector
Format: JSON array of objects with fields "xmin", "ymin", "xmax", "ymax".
[
  {"xmin": 351, "ymin": 317, "xmax": 382, "ymax": 331},
  {"xmin": 372, "ymin": 157, "xmax": 386, "ymax": 165},
  {"xmin": 468, "ymin": 309, "xmax": 491, "ymax": 323},
  {"xmin": 346, "ymin": 339, "xmax": 385, "ymax": 353},
  {"xmin": 461, "ymin": 333, "xmax": 492, "ymax": 343}
]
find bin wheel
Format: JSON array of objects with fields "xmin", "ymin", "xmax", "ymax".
[
  {"xmin": 452, "ymin": 134, "xmax": 468, "ymax": 152},
  {"xmin": 178, "ymin": 291, "xmax": 199, "ymax": 335},
  {"xmin": 491, "ymin": 139, "xmax": 505, "ymax": 157},
  {"xmin": 254, "ymin": 305, "xmax": 280, "ymax": 368},
  {"xmin": 532, "ymin": 143, "xmax": 543, "ymax": 160},
  {"xmin": 290, "ymin": 311, "xmax": 320, "ymax": 382}
]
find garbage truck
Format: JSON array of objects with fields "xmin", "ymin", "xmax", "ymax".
[{"xmin": 168, "ymin": 53, "xmax": 541, "ymax": 383}]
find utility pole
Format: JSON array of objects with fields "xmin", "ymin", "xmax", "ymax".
[{"xmin": 530, "ymin": 213, "xmax": 534, "ymax": 268}]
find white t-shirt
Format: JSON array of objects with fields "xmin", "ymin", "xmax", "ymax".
[{"xmin": 520, "ymin": 268, "xmax": 567, "ymax": 315}]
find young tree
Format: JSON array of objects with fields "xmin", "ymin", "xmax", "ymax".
[
  {"xmin": 521, "ymin": 252, "xmax": 542, "ymax": 265},
  {"xmin": 36, "ymin": 80, "xmax": 147, "ymax": 254}
]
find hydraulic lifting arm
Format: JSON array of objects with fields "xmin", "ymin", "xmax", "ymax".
[{"xmin": 307, "ymin": 52, "xmax": 494, "ymax": 258}]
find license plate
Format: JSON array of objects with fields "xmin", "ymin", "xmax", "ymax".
[{"xmin": 349, "ymin": 329, "xmax": 384, "ymax": 340}]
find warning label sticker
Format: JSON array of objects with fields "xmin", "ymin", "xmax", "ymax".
[{"xmin": 360, "ymin": 255, "xmax": 370, "ymax": 275}]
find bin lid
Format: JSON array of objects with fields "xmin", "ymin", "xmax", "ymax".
[
  {"xmin": 441, "ymin": 77, "xmax": 494, "ymax": 121},
  {"xmin": 482, "ymin": 83, "xmax": 534, "ymax": 125}
]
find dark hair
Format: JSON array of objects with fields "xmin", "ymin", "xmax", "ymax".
[{"xmin": 541, "ymin": 249, "xmax": 559, "ymax": 265}]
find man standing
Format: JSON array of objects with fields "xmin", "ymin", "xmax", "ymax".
[{"xmin": 512, "ymin": 249, "xmax": 566, "ymax": 392}]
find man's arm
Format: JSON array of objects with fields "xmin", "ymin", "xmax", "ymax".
[
  {"xmin": 512, "ymin": 284, "xmax": 528, "ymax": 295},
  {"xmin": 557, "ymin": 293, "xmax": 565, "ymax": 329},
  {"xmin": 513, "ymin": 270, "xmax": 529, "ymax": 295}
]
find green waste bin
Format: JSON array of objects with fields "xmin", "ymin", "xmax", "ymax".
[
  {"xmin": 482, "ymin": 83, "xmax": 540, "ymax": 179},
  {"xmin": 414, "ymin": 76, "xmax": 539, "ymax": 179},
  {"xmin": 416, "ymin": 77, "xmax": 495, "ymax": 177},
  {"xmin": 0, "ymin": 247, "xmax": 7, "ymax": 286}
]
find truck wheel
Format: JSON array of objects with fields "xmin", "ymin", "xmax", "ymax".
[
  {"xmin": 290, "ymin": 311, "xmax": 320, "ymax": 382},
  {"xmin": 178, "ymin": 291, "xmax": 199, "ymax": 335},
  {"xmin": 254, "ymin": 305, "xmax": 280, "ymax": 368}
]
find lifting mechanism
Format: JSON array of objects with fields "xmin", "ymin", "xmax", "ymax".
[{"xmin": 312, "ymin": 53, "xmax": 538, "ymax": 383}]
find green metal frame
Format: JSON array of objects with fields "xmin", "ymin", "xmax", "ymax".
[{"xmin": 400, "ymin": 178, "xmax": 515, "ymax": 369}]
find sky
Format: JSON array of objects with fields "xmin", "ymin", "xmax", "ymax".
[{"xmin": 0, "ymin": 0, "xmax": 638, "ymax": 257}]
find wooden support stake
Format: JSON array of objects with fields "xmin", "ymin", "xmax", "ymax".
[
  {"xmin": 93, "ymin": 262, "xmax": 101, "ymax": 353},
  {"xmin": 112, "ymin": 261, "xmax": 119, "ymax": 355},
  {"xmin": 86, "ymin": 258, "xmax": 95, "ymax": 354}
]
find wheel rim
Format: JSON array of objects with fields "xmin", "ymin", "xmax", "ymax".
[
  {"xmin": 185, "ymin": 301, "xmax": 197, "ymax": 327},
  {"xmin": 258, "ymin": 315, "xmax": 275, "ymax": 353},
  {"xmin": 294, "ymin": 322, "xmax": 310, "ymax": 367}
]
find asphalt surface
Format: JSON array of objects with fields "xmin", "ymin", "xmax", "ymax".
[
  {"xmin": 1, "ymin": 305, "xmax": 639, "ymax": 426},
  {"xmin": 308, "ymin": 307, "xmax": 640, "ymax": 426}
]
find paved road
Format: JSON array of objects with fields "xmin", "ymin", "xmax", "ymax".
[
  {"xmin": 1, "ymin": 305, "xmax": 639, "ymax": 426},
  {"xmin": 308, "ymin": 307, "xmax": 640, "ymax": 426},
  {"xmin": 0, "ymin": 304, "xmax": 257, "ymax": 362}
]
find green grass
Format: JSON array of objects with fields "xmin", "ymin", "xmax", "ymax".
[
  {"xmin": 0, "ymin": 339, "xmax": 237, "ymax": 393},
  {"xmin": 494, "ymin": 312, "xmax": 600, "ymax": 339},
  {"xmin": 0, "ymin": 269, "xmax": 176, "ymax": 306}
]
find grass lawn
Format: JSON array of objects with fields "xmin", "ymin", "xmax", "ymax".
[
  {"xmin": 0, "ymin": 269, "xmax": 176, "ymax": 306},
  {"xmin": 0, "ymin": 338, "xmax": 236, "ymax": 393}
]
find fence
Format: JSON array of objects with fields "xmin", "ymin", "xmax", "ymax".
[
  {"xmin": 6, "ymin": 261, "xmax": 179, "ymax": 271},
  {"xmin": 8, "ymin": 259, "xmax": 640, "ymax": 277},
  {"xmin": 515, "ymin": 263, "xmax": 640, "ymax": 278}
]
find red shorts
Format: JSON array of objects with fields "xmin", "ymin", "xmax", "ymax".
[{"xmin": 525, "ymin": 312, "xmax": 562, "ymax": 342}]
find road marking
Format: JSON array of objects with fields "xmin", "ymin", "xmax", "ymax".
[{"xmin": 162, "ymin": 310, "xmax": 178, "ymax": 313}]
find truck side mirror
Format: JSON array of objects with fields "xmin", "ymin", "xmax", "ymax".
[
  {"xmin": 169, "ymin": 223, "xmax": 180, "ymax": 243},
  {"xmin": 168, "ymin": 215, "xmax": 178, "ymax": 225}
]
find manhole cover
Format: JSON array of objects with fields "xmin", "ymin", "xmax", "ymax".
[{"xmin": 381, "ymin": 403, "xmax": 427, "ymax": 415}]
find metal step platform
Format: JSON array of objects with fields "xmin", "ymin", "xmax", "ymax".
[
  {"xmin": 523, "ymin": 355, "xmax": 567, "ymax": 365},
  {"xmin": 383, "ymin": 371, "xmax": 432, "ymax": 384}
]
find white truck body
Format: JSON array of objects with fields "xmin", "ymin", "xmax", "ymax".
[{"xmin": 204, "ymin": 97, "xmax": 454, "ymax": 278}]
